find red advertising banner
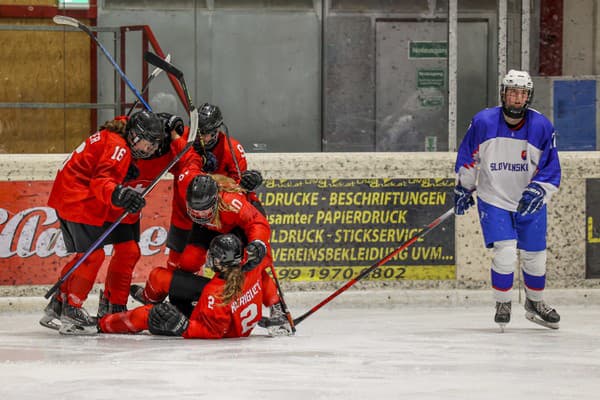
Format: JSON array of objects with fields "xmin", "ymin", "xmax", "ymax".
[{"xmin": 0, "ymin": 181, "xmax": 173, "ymax": 286}]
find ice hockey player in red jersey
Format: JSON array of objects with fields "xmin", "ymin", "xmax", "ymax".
[
  {"xmin": 166, "ymin": 103, "xmax": 265, "ymax": 270},
  {"xmin": 131, "ymin": 173, "xmax": 292, "ymax": 336},
  {"xmin": 99, "ymin": 233, "xmax": 265, "ymax": 339},
  {"xmin": 40, "ymin": 111, "xmax": 165, "ymax": 335},
  {"xmin": 95, "ymin": 112, "xmax": 205, "ymax": 320}
]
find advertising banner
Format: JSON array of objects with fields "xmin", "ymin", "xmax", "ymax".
[
  {"xmin": 257, "ymin": 178, "xmax": 455, "ymax": 282},
  {"xmin": 0, "ymin": 178, "xmax": 455, "ymax": 285}
]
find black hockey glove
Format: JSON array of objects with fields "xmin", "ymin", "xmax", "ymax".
[
  {"xmin": 111, "ymin": 185, "xmax": 146, "ymax": 214},
  {"xmin": 201, "ymin": 151, "xmax": 218, "ymax": 173},
  {"xmin": 148, "ymin": 302, "xmax": 189, "ymax": 336},
  {"xmin": 158, "ymin": 112, "xmax": 185, "ymax": 135},
  {"xmin": 240, "ymin": 170, "xmax": 263, "ymax": 192},
  {"xmin": 124, "ymin": 162, "xmax": 139, "ymax": 182},
  {"xmin": 243, "ymin": 240, "xmax": 267, "ymax": 272}
]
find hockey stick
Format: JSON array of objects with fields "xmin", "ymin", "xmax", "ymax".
[
  {"xmin": 268, "ymin": 265, "xmax": 297, "ymax": 334},
  {"xmin": 45, "ymin": 108, "xmax": 199, "ymax": 299},
  {"xmin": 222, "ymin": 124, "xmax": 242, "ymax": 181},
  {"xmin": 53, "ymin": 15, "xmax": 152, "ymax": 111},
  {"xmin": 292, "ymin": 207, "xmax": 455, "ymax": 326},
  {"xmin": 143, "ymin": 52, "xmax": 191, "ymax": 110},
  {"xmin": 142, "ymin": 51, "xmax": 216, "ymax": 162},
  {"xmin": 126, "ymin": 54, "xmax": 171, "ymax": 117}
]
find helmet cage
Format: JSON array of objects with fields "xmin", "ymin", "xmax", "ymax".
[
  {"xmin": 186, "ymin": 200, "xmax": 217, "ymax": 224},
  {"xmin": 127, "ymin": 131, "xmax": 160, "ymax": 159},
  {"xmin": 198, "ymin": 126, "xmax": 221, "ymax": 150},
  {"xmin": 197, "ymin": 103, "xmax": 223, "ymax": 150},
  {"xmin": 185, "ymin": 175, "xmax": 219, "ymax": 224},
  {"xmin": 500, "ymin": 69, "xmax": 534, "ymax": 119},
  {"xmin": 126, "ymin": 111, "xmax": 163, "ymax": 159}
]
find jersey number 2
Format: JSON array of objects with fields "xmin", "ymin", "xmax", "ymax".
[{"xmin": 240, "ymin": 303, "xmax": 258, "ymax": 334}]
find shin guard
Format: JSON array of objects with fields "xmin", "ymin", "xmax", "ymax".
[
  {"xmin": 520, "ymin": 249, "xmax": 547, "ymax": 301},
  {"xmin": 491, "ymin": 240, "xmax": 517, "ymax": 302},
  {"xmin": 261, "ymin": 268, "xmax": 280, "ymax": 307},
  {"xmin": 99, "ymin": 304, "xmax": 153, "ymax": 333},
  {"xmin": 105, "ymin": 240, "xmax": 141, "ymax": 305},
  {"xmin": 143, "ymin": 267, "xmax": 174, "ymax": 303},
  {"xmin": 63, "ymin": 249, "xmax": 105, "ymax": 306}
]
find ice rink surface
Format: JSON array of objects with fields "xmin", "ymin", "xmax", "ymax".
[{"xmin": 1, "ymin": 304, "xmax": 599, "ymax": 400}]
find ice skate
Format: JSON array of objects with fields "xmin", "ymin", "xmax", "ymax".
[
  {"xmin": 524, "ymin": 298, "xmax": 560, "ymax": 329},
  {"xmin": 59, "ymin": 303, "xmax": 98, "ymax": 336},
  {"xmin": 97, "ymin": 289, "xmax": 127, "ymax": 319},
  {"xmin": 97, "ymin": 289, "xmax": 109, "ymax": 319},
  {"xmin": 39, "ymin": 294, "xmax": 63, "ymax": 331},
  {"xmin": 259, "ymin": 303, "xmax": 294, "ymax": 336},
  {"xmin": 494, "ymin": 301, "xmax": 511, "ymax": 332},
  {"xmin": 130, "ymin": 284, "xmax": 150, "ymax": 304}
]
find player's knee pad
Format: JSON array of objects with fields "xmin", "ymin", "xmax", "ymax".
[
  {"xmin": 491, "ymin": 240, "xmax": 517, "ymax": 275},
  {"xmin": 520, "ymin": 249, "xmax": 546, "ymax": 276},
  {"xmin": 178, "ymin": 244, "xmax": 207, "ymax": 273}
]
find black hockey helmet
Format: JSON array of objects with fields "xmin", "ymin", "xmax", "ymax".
[
  {"xmin": 126, "ymin": 111, "xmax": 164, "ymax": 159},
  {"xmin": 206, "ymin": 234, "xmax": 243, "ymax": 272},
  {"xmin": 197, "ymin": 103, "xmax": 223, "ymax": 150},
  {"xmin": 186, "ymin": 174, "xmax": 219, "ymax": 224}
]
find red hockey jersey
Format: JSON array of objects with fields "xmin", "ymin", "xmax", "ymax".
[
  {"xmin": 176, "ymin": 186, "xmax": 272, "ymax": 272},
  {"xmin": 105, "ymin": 131, "xmax": 202, "ymax": 224},
  {"xmin": 48, "ymin": 129, "xmax": 131, "ymax": 226},
  {"xmin": 182, "ymin": 266, "xmax": 264, "ymax": 339},
  {"xmin": 170, "ymin": 130, "xmax": 248, "ymax": 231}
]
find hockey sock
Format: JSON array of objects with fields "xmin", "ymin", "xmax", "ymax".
[
  {"xmin": 491, "ymin": 240, "xmax": 517, "ymax": 302},
  {"xmin": 521, "ymin": 250, "xmax": 546, "ymax": 301},
  {"xmin": 261, "ymin": 267, "xmax": 281, "ymax": 307},
  {"xmin": 167, "ymin": 249, "xmax": 182, "ymax": 270},
  {"xmin": 144, "ymin": 267, "xmax": 174, "ymax": 303},
  {"xmin": 99, "ymin": 304, "xmax": 152, "ymax": 333},
  {"xmin": 62, "ymin": 249, "xmax": 105, "ymax": 307},
  {"xmin": 105, "ymin": 240, "xmax": 141, "ymax": 305}
]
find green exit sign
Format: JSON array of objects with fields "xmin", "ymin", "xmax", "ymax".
[
  {"xmin": 58, "ymin": 0, "xmax": 90, "ymax": 9},
  {"xmin": 409, "ymin": 42, "xmax": 448, "ymax": 59}
]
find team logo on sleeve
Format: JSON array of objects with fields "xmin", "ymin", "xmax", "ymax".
[{"xmin": 521, "ymin": 150, "xmax": 527, "ymax": 160}]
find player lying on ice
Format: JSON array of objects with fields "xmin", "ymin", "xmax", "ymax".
[
  {"xmin": 129, "ymin": 173, "xmax": 292, "ymax": 336},
  {"xmin": 99, "ymin": 234, "xmax": 270, "ymax": 338}
]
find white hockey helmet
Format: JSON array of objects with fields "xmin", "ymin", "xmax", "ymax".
[{"xmin": 500, "ymin": 69, "xmax": 534, "ymax": 118}]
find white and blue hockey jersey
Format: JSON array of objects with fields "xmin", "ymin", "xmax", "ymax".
[{"xmin": 455, "ymin": 106, "xmax": 561, "ymax": 212}]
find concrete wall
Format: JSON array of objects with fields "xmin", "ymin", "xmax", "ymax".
[{"xmin": 1, "ymin": 152, "xmax": 599, "ymax": 297}]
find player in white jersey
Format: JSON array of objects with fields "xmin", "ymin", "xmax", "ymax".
[{"xmin": 454, "ymin": 70, "xmax": 561, "ymax": 331}]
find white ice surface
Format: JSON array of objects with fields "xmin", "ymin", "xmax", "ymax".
[{"xmin": 1, "ymin": 305, "xmax": 600, "ymax": 400}]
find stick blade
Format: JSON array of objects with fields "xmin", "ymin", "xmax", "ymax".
[
  {"xmin": 188, "ymin": 106, "xmax": 199, "ymax": 144},
  {"xmin": 148, "ymin": 53, "xmax": 171, "ymax": 79},
  {"xmin": 53, "ymin": 15, "xmax": 80, "ymax": 27},
  {"xmin": 144, "ymin": 52, "xmax": 184, "ymax": 79}
]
